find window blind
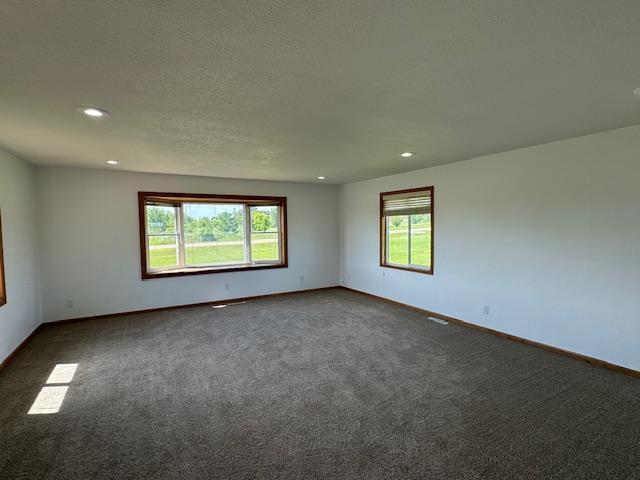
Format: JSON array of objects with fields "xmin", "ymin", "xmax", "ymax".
[{"xmin": 382, "ymin": 190, "xmax": 431, "ymax": 216}]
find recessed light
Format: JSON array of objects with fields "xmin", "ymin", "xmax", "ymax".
[
  {"xmin": 80, "ymin": 107, "xmax": 108, "ymax": 118},
  {"xmin": 401, "ymin": 152, "xmax": 414, "ymax": 158},
  {"xmin": 107, "ymin": 160, "xmax": 118, "ymax": 165},
  {"xmin": 317, "ymin": 176, "xmax": 326, "ymax": 180},
  {"xmin": 634, "ymin": 88, "xmax": 640, "ymax": 97}
]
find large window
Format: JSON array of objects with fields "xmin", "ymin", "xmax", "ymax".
[
  {"xmin": 139, "ymin": 192, "xmax": 287, "ymax": 279},
  {"xmin": 0, "ymin": 209, "xmax": 5, "ymax": 306},
  {"xmin": 380, "ymin": 186, "xmax": 433, "ymax": 274}
]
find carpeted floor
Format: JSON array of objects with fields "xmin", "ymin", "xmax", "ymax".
[{"xmin": 0, "ymin": 288, "xmax": 638, "ymax": 479}]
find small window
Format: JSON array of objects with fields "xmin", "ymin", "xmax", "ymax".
[
  {"xmin": 0, "ymin": 209, "xmax": 5, "ymax": 306},
  {"xmin": 139, "ymin": 192, "xmax": 287, "ymax": 279},
  {"xmin": 380, "ymin": 186, "xmax": 433, "ymax": 274}
]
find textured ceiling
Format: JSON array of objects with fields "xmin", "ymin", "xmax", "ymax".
[{"xmin": 1, "ymin": 1, "xmax": 639, "ymax": 184}]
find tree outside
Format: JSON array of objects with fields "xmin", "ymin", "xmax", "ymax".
[{"xmin": 251, "ymin": 210, "xmax": 272, "ymax": 232}]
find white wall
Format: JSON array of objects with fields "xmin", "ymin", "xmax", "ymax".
[
  {"xmin": 340, "ymin": 126, "xmax": 640, "ymax": 371},
  {"xmin": 37, "ymin": 168, "xmax": 339, "ymax": 322},
  {"xmin": 0, "ymin": 150, "xmax": 42, "ymax": 363}
]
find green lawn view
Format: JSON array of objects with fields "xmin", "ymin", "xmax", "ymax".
[
  {"xmin": 149, "ymin": 232, "xmax": 279, "ymax": 269},
  {"xmin": 148, "ymin": 227, "xmax": 430, "ymax": 269},
  {"xmin": 387, "ymin": 221, "xmax": 432, "ymax": 267}
]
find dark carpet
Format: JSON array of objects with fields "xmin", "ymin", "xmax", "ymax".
[{"xmin": 0, "ymin": 288, "xmax": 638, "ymax": 479}]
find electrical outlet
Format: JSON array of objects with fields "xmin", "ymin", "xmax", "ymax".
[
  {"xmin": 299, "ymin": 275, "xmax": 304, "ymax": 284},
  {"xmin": 66, "ymin": 300, "xmax": 74, "ymax": 309},
  {"xmin": 224, "ymin": 284, "xmax": 230, "ymax": 291},
  {"xmin": 483, "ymin": 306, "xmax": 490, "ymax": 315}
]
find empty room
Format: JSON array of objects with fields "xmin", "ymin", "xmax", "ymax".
[{"xmin": 1, "ymin": 1, "xmax": 639, "ymax": 479}]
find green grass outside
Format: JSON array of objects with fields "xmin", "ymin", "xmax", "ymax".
[
  {"xmin": 387, "ymin": 222, "xmax": 432, "ymax": 267},
  {"xmin": 149, "ymin": 234, "xmax": 279, "ymax": 269},
  {"xmin": 147, "ymin": 227, "xmax": 431, "ymax": 270},
  {"xmin": 388, "ymin": 231, "xmax": 431, "ymax": 267}
]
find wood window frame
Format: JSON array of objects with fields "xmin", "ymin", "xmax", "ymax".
[
  {"xmin": 379, "ymin": 186, "xmax": 434, "ymax": 275},
  {"xmin": 0, "ymin": 210, "xmax": 6, "ymax": 306},
  {"xmin": 138, "ymin": 192, "xmax": 288, "ymax": 280}
]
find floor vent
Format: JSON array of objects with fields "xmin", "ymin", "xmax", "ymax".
[
  {"xmin": 428, "ymin": 316, "xmax": 449, "ymax": 325},
  {"xmin": 212, "ymin": 301, "xmax": 247, "ymax": 309}
]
